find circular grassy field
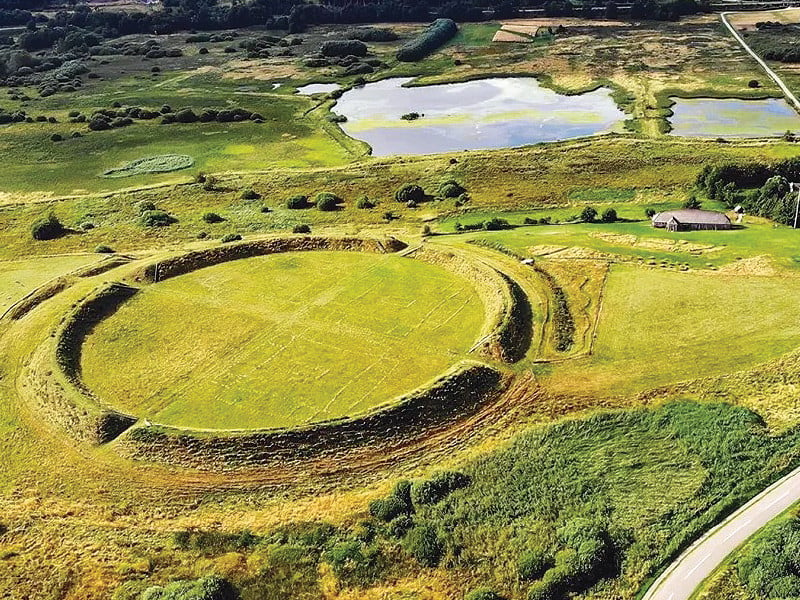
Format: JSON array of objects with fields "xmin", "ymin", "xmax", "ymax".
[{"xmin": 81, "ymin": 251, "xmax": 486, "ymax": 430}]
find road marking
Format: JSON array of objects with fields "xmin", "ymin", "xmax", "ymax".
[
  {"xmin": 764, "ymin": 490, "xmax": 791, "ymax": 509},
  {"xmin": 722, "ymin": 518, "xmax": 753, "ymax": 542},
  {"xmin": 683, "ymin": 552, "xmax": 712, "ymax": 579}
]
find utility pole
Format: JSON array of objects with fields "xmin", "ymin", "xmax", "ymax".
[{"xmin": 791, "ymin": 182, "xmax": 800, "ymax": 229}]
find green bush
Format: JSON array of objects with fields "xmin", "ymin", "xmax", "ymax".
[
  {"xmin": 94, "ymin": 245, "xmax": 115, "ymax": 254},
  {"xmin": 323, "ymin": 539, "xmax": 384, "ymax": 586},
  {"xmin": 369, "ymin": 496, "xmax": 410, "ymax": 523},
  {"xmin": 320, "ymin": 40, "xmax": 368, "ymax": 57},
  {"xmin": 411, "ymin": 471, "xmax": 470, "ymax": 506},
  {"xmin": 465, "ymin": 588, "xmax": 504, "ymax": 600},
  {"xmin": 137, "ymin": 201, "xmax": 157, "ymax": 213},
  {"xmin": 293, "ymin": 224, "xmax": 311, "ymax": 234},
  {"xmin": 403, "ymin": 523, "xmax": 443, "ymax": 567},
  {"xmin": 438, "ymin": 179, "xmax": 466, "ymax": 198},
  {"xmin": 518, "ymin": 549, "xmax": 551, "ymax": 581},
  {"xmin": 140, "ymin": 575, "xmax": 237, "ymax": 600},
  {"xmin": 31, "ymin": 214, "xmax": 65, "ymax": 240},
  {"xmin": 356, "ymin": 196, "xmax": 375, "ymax": 209},
  {"xmin": 579, "ymin": 206, "xmax": 597, "ymax": 222},
  {"xmin": 601, "ymin": 208, "xmax": 618, "ymax": 223},
  {"xmin": 395, "ymin": 184, "xmax": 425, "ymax": 203},
  {"xmin": 240, "ymin": 188, "xmax": 260, "ymax": 200},
  {"xmin": 738, "ymin": 517, "xmax": 800, "ymax": 598},
  {"xmin": 202, "ymin": 212, "xmax": 224, "ymax": 224},
  {"xmin": 315, "ymin": 192, "xmax": 341, "ymax": 211},
  {"xmin": 387, "ymin": 514, "xmax": 414, "ymax": 538},
  {"xmin": 140, "ymin": 210, "xmax": 177, "ymax": 227},
  {"xmin": 286, "ymin": 194, "xmax": 309, "ymax": 209},
  {"xmin": 221, "ymin": 233, "xmax": 242, "ymax": 243}
]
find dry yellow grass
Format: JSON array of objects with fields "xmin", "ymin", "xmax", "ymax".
[
  {"xmin": 492, "ymin": 30, "xmax": 533, "ymax": 43},
  {"xmin": 727, "ymin": 7, "xmax": 800, "ymax": 29}
]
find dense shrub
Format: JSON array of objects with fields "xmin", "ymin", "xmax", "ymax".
[
  {"xmin": 579, "ymin": 206, "xmax": 597, "ymax": 222},
  {"xmin": 94, "ymin": 244, "xmax": 114, "ymax": 253},
  {"xmin": 221, "ymin": 233, "xmax": 242, "ymax": 243},
  {"xmin": 519, "ymin": 549, "xmax": 552, "ymax": 581},
  {"xmin": 293, "ymin": 224, "xmax": 311, "ymax": 233},
  {"xmin": 739, "ymin": 518, "xmax": 800, "ymax": 598},
  {"xmin": 346, "ymin": 27, "xmax": 398, "ymax": 42},
  {"xmin": 396, "ymin": 19, "xmax": 457, "ymax": 62},
  {"xmin": 315, "ymin": 192, "xmax": 341, "ymax": 211},
  {"xmin": 137, "ymin": 201, "xmax": 157, "ymax": 213},
  {"xmin": 483, "ymin": 217, "xmax": 510, "ymax": 231},
  {"xmin": 356, "ymin": 196, "xmax": 375, "ymax": 209},
  {"xmin": 140, "ymin": 575, "xmax": 237, "ymax": 600},
  {"xmin": 202, "ymin": 212, "xmax": 224, "ymax": 224},
  {"xmin": 31, "ymin": 214, "xmax": 65, "ymax": 240},
  {"xmin": 403, "ymin": 523, "xmax": 443, "ymax": 567},
  {"xmin": 140, "ymin": 210, "xmax": 176, "ymax": 227},
  {"xmin": 601, "ymin": 208, "xmax": 618, "ymax": 223},
  {"xmin": 438, "ymin": 179, "xmax": 465, "ymax": 198},
  {"xmin": 320, "ymin": 40, "xmax": 367, "ymax": 57},
  {"xmin": 286, "ymin": 194, "xmax": 310, "ymax": 209},
  {"xmin": 324, "ymin": 540, "xmax": 384, "ymax": 586},
  {"xmin": 411, "ymin": 471, "xmax": 470, "ymax": 506},
  {"xmin": 395, "ymin": 184, "xmax": 425, "ymax": 203},
  {"xmin": 240, "ymin": 188, "xmax": 260, "ymax": 200},
  {"xmin": 465, "ymin": 588, "xmax": 504, "ymax": 600}
]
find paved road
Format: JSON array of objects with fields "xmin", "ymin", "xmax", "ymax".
[
  {"xmin": 720, "ymin": 10, "xmax": 800, "ymax": 112},
  {"xmin": 641, "ymin": 465, "xmax": 800, "ymax": 600}
]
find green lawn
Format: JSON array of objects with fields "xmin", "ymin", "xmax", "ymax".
[
  {"xmin": 0, "ymin": 72, "xmax": 354, "ymax": 197},
  {"xmin": 80, "ymin": 251, "xmax": 486, "ymax": 429},
  {"xmin": 547, "ymin": 264, "xmax": 800, "ymax": 397}
]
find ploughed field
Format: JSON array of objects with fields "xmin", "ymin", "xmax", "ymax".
[{"xmin": 80, "ymin": 251, "xmax": 485, "ymax": 430}]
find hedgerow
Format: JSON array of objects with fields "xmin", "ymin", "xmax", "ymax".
[{"xmin": 396, "ymin": 19, "xmax": 457, "ymax": 62}]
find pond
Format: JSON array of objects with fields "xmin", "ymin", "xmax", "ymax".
[
  {"xmin": 296, "ymin": 83, "xmax": 341, "ymax": 95},
  {"xmin": 332, "ymin": 77, "xmax": 626, "ymax": 155},
  {"xmin": 669, "ymin": 97, "xmax": 800, "ymax": 137}
]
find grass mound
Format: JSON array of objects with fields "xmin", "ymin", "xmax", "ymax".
[{"xmin": 101, "ymin": 154, "xmax": 194, "ymax": 178}]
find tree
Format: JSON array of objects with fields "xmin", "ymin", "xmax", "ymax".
[
  {"xmin": 683, "ymin": 195, "xmax": 702, "ymax": 209},
  {"xmin": 579, "ymin": 206, "xmax": 597, "ymax": 222},
  {"xmin": 604, "ymin": 0, "xmax": 618, "ymax": 18},
  {"xmin": 601, "ymin": 208, "xmax": 618, "ymax": 223},
  {"xmin": 645, "ymin": 208, "xmax": 656, "ymax": 218}
]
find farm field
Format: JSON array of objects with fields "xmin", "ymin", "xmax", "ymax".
[{"xmin": 81, "ymin": 251, "xmax": 486, "ymax": 429}]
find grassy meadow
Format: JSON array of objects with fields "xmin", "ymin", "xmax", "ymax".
[
  {"xmin": 81, "ymin": 251, "xmax": 486, "ymax": 429},
  {"xmin": 0, "ymin": 254, "xmax": 99, "ymax": 313}
]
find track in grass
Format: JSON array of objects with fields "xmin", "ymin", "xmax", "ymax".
[{"xmin": 81, "ymin": 251, "xmax": 486, "ymax": 430}]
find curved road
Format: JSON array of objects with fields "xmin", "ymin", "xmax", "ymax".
[
  {"xmin": 642, "ymin": 465, "xmax": 800, "ymax": 600},
  {"xmin": 720, "ymin": 10, "xmax": 800, "ymax": 112}
]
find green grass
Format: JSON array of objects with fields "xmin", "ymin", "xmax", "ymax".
[
  {"xmin": 80, "ymin": 251, "xmax": 486, "ymax": 429},
  {"xmin": 102, "ymin": 155, "xmax": 194, "ymax": 178},
  {"xmin": 446, "ymin": 23, "xmax": 502, "ymax": 48},
  {"xmin": 0, "ymin": 72, "xmax": 354, "ymax": 196},
  {"xmin": 0, "ymin": 254, "xmax": 99, "ymax": 313},
  {"xmin": 547, "ymin": 264, "xmax": 800, "ymax": 397},
  {"xmin": 441, "ymin": 210, "xmax": 800, "ymax": 270}
]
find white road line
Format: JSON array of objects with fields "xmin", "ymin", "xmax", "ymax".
[
  {"xmin": 683, "ymin": 552, "xmax": 712, "ymax": 578},
  {"xmin": 722, "ymin": 518, "xmax": 752, "ymax": 542}
]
